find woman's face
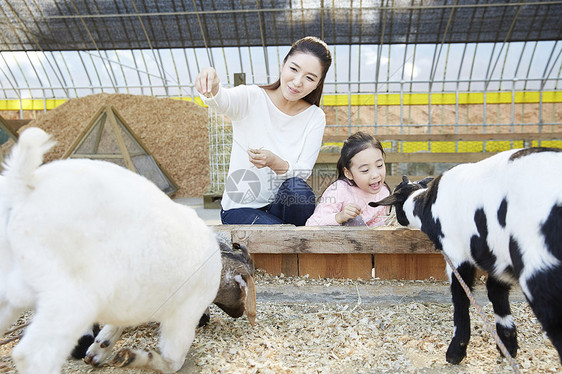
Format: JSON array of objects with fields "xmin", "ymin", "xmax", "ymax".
[
  {"xmin": 344, "ymin": 146, "xmax": 386, "ymax": 195},
  {"xmin": 279, "ymin": 52, "xmax": 323, "ymax": 102}
]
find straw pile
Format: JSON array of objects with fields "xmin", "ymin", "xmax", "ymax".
[{"xmin": 22, "ymin": 93, "xmax": 209, "ymax": 197}]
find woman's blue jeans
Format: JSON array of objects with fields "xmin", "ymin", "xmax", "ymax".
[{"xmin": 221, "ymin": 177, "xmax": 315, "ymax": 226}]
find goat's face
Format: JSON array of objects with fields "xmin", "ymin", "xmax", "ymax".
[
  {"xmin": 215, "ymin": 241, "xmax": 256, "ymax": 326},
  {"xmin": 369, "ymin": 176, "xmax": 433, "ymax": 226}
]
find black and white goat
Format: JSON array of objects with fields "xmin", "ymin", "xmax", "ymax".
[
  {"xmin": 370, "ymin": 147, "xmax": 562, "ymax": 364},
  {"xmin": 0, "ymin": 128, "xmax": 222, "ymax": 373}
]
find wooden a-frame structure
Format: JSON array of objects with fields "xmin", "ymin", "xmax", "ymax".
[{"xmin": 63, "ymin": 105, "xmax": 178, "ymax": 196}]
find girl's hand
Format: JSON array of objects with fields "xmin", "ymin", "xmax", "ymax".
[
  {"xmin": 195, "ymin": 67, "xmax": 220, "ymax": 97},
  {"xmin": 247, "ymin": 148, "xmax": 289, "ymax": 174},
  {"xmin": 335, "ymin": 203, "xmax": 362, "ymax": 224}
]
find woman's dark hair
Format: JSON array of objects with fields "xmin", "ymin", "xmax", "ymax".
[
  {"xmin": 337, "ymin": 131, "xmax": 386, "ymax": 186},
  {"xmin": 260, "ymin": 36, "xmax": 332, "ymax": 106}
]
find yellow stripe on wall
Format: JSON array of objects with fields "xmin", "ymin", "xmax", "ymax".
[
  {"xmin": 321, "ymin": 91, "xmax": 562, "ymax": 106},
  {"xmin": 1, "ymin": 90, "xmax": 561, "ymax": 111},
  {"xmin": 387, "ymin": 140, "xmax": 561, "ymax": 153},
  {"xmin": 0, "ymin": 99, "xmax": 67, "ymax": 111},
  {"xmin": 326, "ymin": 140, "xmax": 562, "ymax": 154}
]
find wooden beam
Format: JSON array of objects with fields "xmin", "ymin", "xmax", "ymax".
[
  {"xmin": 105, "ymin": 106, "xmax": 135, "ymax": 171},
  {"xmin": 299, "ymin": 254, "xmax": 373, "ymax": 279},
  {"xmin": 5, "ymin": 119, "xmax": 31, "ymax": 132},
  {"xmin": 316, "ymin": 151, "xmax": 495, "ymax": 164},
  {"xmin": 374, "ymin": 254, "xmax": 447, "ymax": 280},
  {"xmin": 386, "ymin": 152, "xmax": 495, "ymax": 163},
  {"xmin": 212, "ymin": 225, "xmax": 435, "ymax": 254},
  {"xmin": 385, "ymin": 175, "xmax": 433, "ymax": 187}
]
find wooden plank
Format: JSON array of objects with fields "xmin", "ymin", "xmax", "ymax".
[
  {"xmin": 212, "ymin": 225, "xmax": 445, "ymax": 280},
  {"xmin": 251, "ymin": 254, "xmax": 281, "ymax": 275},
  {"xmin": 315, "ymin": 152, "xmax": 340, "ymax": 163},
  {"xmin": 250, "ymin": 254, "xmax": 299, "ymax": 276},
  {"xmin": 4, "ymin": 119, "xmax": 31, "ymax": 132},
  {"xmin": 374, "ymin": 254, "xmax": 447, "ymax": 281},
  {"xmin": 203, "ymin": 192, "xmax": 222, "ymax": 209},
  {"xmin": 217, "ymin": 225, "xmax": 436, "ymax": 254},
  {"xmin": 316, "ymin": 151, "xmax": 494, "ymax": 164},
  {"xmin": 414, "ymin": 254, "xmax": 447, "ymax": 280},
  {"xmin": 67, "ymin": 153, "xmax": 145, "ymax": 159},
  {"xmin": 386, "ymin": 152, "xmax": 495, "ymax": 163},
  {"xmin": 105, "ymin": 106, "xmax": 135, "ymax": 171},
  {"xmin": 299, "ymin": 254, "xmax": 372, "ymax": 279},
  {"xmin": 323, "ymin": 132, "xmax": 562, "ymax": 143},
  {"xmin": 386, "ymin": 175, "xmax": 433, "ymax": 188},
  {"xmin": 281, "ymin": 254, "xmax": 299, "ymax": 276}
]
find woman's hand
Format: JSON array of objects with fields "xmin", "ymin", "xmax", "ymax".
[
  {"xmin": 195, "ymin": 67, "xmax": 220, "ymax": 97},
  {"xmin": 335, "ymin": 203, "xmax": 362, "ymax": 224},
  {"xmin": 247, "ymin": 148, "xmax": 289, "ymax": 175}
]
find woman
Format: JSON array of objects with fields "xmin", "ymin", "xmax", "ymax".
[{"xmin": 195, "ymin": 36, "xmax": 332, "ymax": 225}]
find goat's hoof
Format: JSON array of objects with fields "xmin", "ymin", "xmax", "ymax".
[
  {"xmin": 198, "ymin": 313, "xmax": 210, "ymax": 327},
  {"xmin": 445, "ymin": 353, "xmax": 465, "ymax": 365},
  {"xmin": 83, "ymin": 355, "xmax": 92, "ymax": 365},
  {"xmin": 497, "ymin": 344, "xmax": 518, "ymax": 359},
  {"xmin": 83, "ymin": 352, "xmax": 104, "ymax": 367},
  {"xmin": 446, "ymin": 342, "xmax": 467, "ymax": 364},
  {"xmin": 496, "ymin": 327, "xmax": 519, "ymax": 358},
  {"xmin": 110, "ymin": 349, "xmax": 136, "ymax": 368}
]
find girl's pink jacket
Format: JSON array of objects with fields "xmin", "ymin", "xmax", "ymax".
[{"xmin": 306, "ymin": 179, "xmax": 391, "ymax": 227}]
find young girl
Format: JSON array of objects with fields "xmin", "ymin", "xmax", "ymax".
[
  {"xmin": 195, "ymin": 36, "xmax": 332, "ymax": 226},
  {"xmin": 306, "ymin": 132, "xmax": 391, "ymax": 227}
]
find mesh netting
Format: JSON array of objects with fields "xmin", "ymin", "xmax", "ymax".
[{"xmin": 207, "ymin": 107, "xmax": 232, "ymax": 194}]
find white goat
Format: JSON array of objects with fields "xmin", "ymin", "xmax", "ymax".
[
  {"xmin": 370, "ymin": 147, "xmax": 562, "ymax": 364},
  {"xmin": 0, "ymin": 127, "xmax": 222, "ymax": 373},
  {"xmin": 79, "ymin": 239, "xmax": 256, "ymax": 368}
]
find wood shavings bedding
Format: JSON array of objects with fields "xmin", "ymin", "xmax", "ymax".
[{"xmin": 1, "ymin": 276, "xmax": 560, "ymax": 373}]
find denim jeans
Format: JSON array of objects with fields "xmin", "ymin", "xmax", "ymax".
[{"xmin": 221, "ymin": 177, "xmax": 316, "ymax": 226}]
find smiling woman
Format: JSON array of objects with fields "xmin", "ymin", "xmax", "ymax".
[
  {"xmin": 266, "ymin": 52, "xmax": 323, "ymax": 116},
  {"xmin": 194, "ymin": 36, "xmax": 332, "ymax": 226}
]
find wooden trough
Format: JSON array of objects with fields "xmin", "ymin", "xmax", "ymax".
[{"xmin": 213, "ymin": 225, "xmax": 447, "ymax": 281}]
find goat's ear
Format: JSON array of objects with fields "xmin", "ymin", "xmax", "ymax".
[
  {"xmin": 369, "ymin": 193, "xmax": 403, "ymax": 208},
  {"xmin": 417, "ymin": 177, "xmax": 434, "ymax": 188},
  {"xmin": 233, "ymin": 242, "xmax": 252, "ymax": 263},
  {"xmin": 242, "ymin": 273, "xmax": 256, "ymax": 327},
  {"xmin": 402, "ymin": 175, "xmax": 410, "ymax": 184}
]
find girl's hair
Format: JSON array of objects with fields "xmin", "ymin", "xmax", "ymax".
[
  {"xmin": 337, "ymin": 131, "xmax": 386, "ymax": 186},
  {"xmin": 260, "ymin": 36, "xmax": 332, "ymax": 106}
]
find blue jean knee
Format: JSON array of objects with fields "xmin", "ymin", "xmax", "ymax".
[{"xmin": 269, "ymin": 177, "xmax": 316, "ymax": 226}]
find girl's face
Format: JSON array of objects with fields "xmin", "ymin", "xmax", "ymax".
[
  {"xmin": 279, "ymin": 52, "xmax": 323, "ymax": 102},
  {"xmin": 344, "ymin": 146, "xmax": 386, "ymax": 195}
]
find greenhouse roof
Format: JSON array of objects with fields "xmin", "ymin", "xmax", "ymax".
[{"xmin": 1, "ymin": 0, "xmax": 561, "ymax": 52}]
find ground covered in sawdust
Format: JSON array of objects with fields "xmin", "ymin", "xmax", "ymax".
[{"xmin": 1, "ymin": 273, "xmax": 560, "ymax": 374}]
